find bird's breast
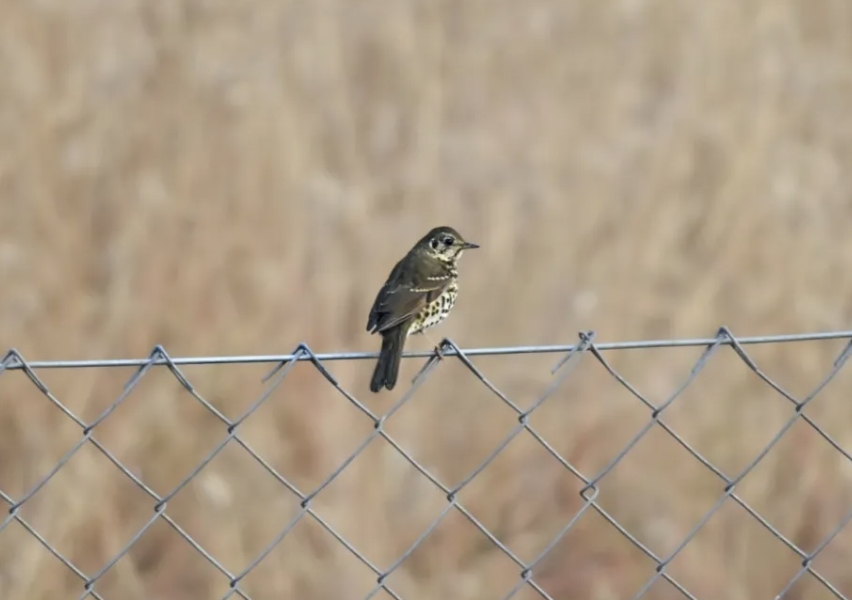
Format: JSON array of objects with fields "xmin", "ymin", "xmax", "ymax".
[{"xmin": 408, "ymin": 282, "xmax": 459, "ymax": 336}]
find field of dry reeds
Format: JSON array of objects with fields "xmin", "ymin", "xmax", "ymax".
[{"xmin": 2, "ymin": 1, "xmax": 852, "ymax": 599}]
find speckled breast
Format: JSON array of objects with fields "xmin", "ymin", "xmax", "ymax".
[{"xmin": 409, "ymin": 284, "xmax": 458, "ymax": 336}]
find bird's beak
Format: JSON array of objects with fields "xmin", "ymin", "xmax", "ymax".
[{"xmin": 461, "ymin": 241, "xmax": 480, "ymax": 249}]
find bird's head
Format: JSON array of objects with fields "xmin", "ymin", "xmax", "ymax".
[{"xmin": 416, "ymin": 226, "xmax": 479, "ymax": 263}]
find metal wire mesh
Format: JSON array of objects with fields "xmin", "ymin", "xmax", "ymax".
[{"xmin": 2, "ymin": 327, "xmax": 852, "ymax": 600}]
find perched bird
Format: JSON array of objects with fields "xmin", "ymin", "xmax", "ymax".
[{"xmin": 366, "ymin": 226, "xmax": 479, "ymax": 392}]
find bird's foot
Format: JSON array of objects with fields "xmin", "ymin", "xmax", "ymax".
[{"xmin": 422, "ymin": 332, "xmax": 445, "ymax": 359}]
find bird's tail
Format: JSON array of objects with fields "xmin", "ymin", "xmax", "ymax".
[{"xmin": 370, "ymin": 325, "xmax": 407, "ymax": 392}]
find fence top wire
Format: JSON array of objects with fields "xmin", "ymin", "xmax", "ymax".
[{"xmin": 2, "ymin": 328, "xmax": 852, "ymax": 370}]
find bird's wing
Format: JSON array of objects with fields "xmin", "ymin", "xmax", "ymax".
[{"xmin": 367, "ymin": 258, "xmax": 452, "ymax": 334}]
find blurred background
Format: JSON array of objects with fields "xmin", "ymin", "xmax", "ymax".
[{"xmin": 2, "ymin": 0, "xmax": 852, "ymax": 598}]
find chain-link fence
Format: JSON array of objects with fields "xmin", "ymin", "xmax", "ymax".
[{"xmin": 2, "ymin": 328, "xmax": 852, "ymax": 600}]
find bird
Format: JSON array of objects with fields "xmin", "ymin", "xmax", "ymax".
[{"xmin": 366, "ymin": 225, "xmax": 479, "ymax": 393}]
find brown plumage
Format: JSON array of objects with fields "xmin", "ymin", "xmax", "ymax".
[{"xmin": 366, "ymin": 226, "xmax": 479, "ymax": 392}]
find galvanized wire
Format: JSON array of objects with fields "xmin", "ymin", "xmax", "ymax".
[{"xmin": 0, "ymin": 326, "xmax": 850, "ymax": 600}]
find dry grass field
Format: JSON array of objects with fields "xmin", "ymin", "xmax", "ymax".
[{"xmin": 2, "ymin": 0, "xmax": 852, "ymax": 598}]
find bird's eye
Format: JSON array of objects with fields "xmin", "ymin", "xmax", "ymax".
[{"xmin": 442, "ymin": 236, "xmax": 454, "ymax": 246}]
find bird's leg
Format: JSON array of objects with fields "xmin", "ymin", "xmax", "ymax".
[
  {"xmin": 418, "ymin": 330, "xmax": 446, "ymax": 358},
  {"xmin": 408, "ymin": 329, "xmax": 447, "ymax": 388}
]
